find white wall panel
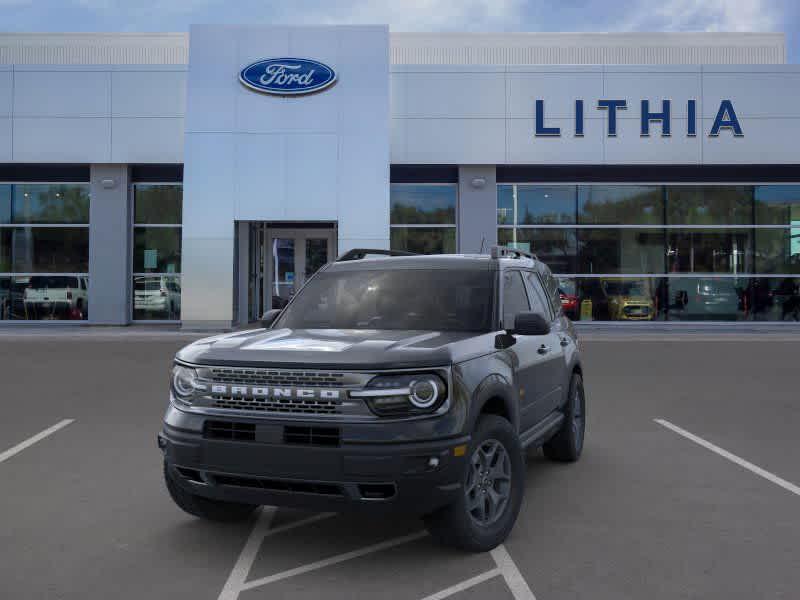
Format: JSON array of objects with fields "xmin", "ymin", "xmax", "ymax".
[
  {"xmin": 112, "ymin": 70, "xmax": 185, "ymax": 116},
  {"xmin": 0, "ymin": 69, "xmax": 11, "ymax": 117},
  {"xmin": 404, "ymin": 118, "xmax": 504, "ymax": 164},
  {"xmin": 182, "ymin": 132, "xmax": 235, "ymax": 238},
  {"xmin": 286, "ymin": 134, "xmax": 338, "ymax": 221},
  {"xmin": 184, "ymin": 26, "xmax": 238, "ymax": 133},
  {"xmin": 13, "ymin": 117, "xmax": 110, "ymax": 162},
  {"xmin": 402, "ymin": 71, "xmax": 505, "ymax": 118},
  {"xmin": 111, "ymin": 117, "xmax": 183, "ymax": 162},
  {"xmin": 506, "ymin": 117, "xmax": 604, "ymax": 164},
  {"xmin": 0, "ymin": 118, "xmax": 11, "ymax": 160},
  {"xmin": 14, "ymin": 70, "xmax": 109, "ymax": 117},
  {"xmin": 234, "ymin": 134, "xmax": 286, "ymax": 221},
  {"xmin": 337, "ymin": 134, "xmax": 389, "ymax": 240}
]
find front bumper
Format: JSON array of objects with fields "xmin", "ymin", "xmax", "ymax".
[{"xmin": 160, "ymin": 410, "xmax": 469, "ymax": 516}]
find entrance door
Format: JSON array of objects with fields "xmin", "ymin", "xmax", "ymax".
[{"xmin": 265, "ymin": 228, "xmax": 336, "ymax": 313}]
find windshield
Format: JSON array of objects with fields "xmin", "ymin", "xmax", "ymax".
[
  {"xmin": 275, "ymin": 268, "xmax": 495, "ymax": 332},
  {"xmin": 604, "ymin": 281, "xmax": 647, "ymax": 296},
  {"xmin": 29, "ymin": 276, "xmax": 79, "ymax": 289}
]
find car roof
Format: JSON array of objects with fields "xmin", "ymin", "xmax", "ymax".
[{"xmin": 328, "ymin": 253, "xmax": 540, "ymax": 272}]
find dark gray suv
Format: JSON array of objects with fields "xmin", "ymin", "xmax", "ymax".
[{"xmin": 159, "ymin": 247, "xmax": 586, "ymax": 551}]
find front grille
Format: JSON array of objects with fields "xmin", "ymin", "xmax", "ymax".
[
  {"xmin": 203, "ymin": 420, "xmax": 256, "ymax": 441},
  {"xmin": 213, "ymin": 474, "xmax": 344, "ymax": 496},
  {"xmin": 283, "ymin": 425, "xmax": 341, "ymax": 447},
  {"xmin": 211, "ymin": 395, "xmax": 342, "ymax": 414},
  {"xmin": 208, "ymin": 367, "xmax": 347, "ymax": 387},
  {"xmin": 624, "ymin": 305, "xmax": 650, "ymax": 316}
]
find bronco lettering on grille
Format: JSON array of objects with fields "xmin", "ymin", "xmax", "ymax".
[{"xmin": 210, "ymin": 384, "xmax": 340, "ymax": 400}]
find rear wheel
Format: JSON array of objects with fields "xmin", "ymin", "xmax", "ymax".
[
  {"xmin": 543, "ymin": 373, "xmax": 585, "ymax": 462},
  {"xmin": 424, "ymin": 415, "xmax": 524, "ymax": 552},
  {"xmin": 163, "ymin": 463, "xmax": 258, "ymax": 522}
]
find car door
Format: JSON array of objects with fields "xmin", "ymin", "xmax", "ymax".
[
  {"xmin": 501, "ymin": 269, "xmax": 553, "ymax": 432},
  {"xmin": 522, "ymin": 270, "xmax": 567, "ymax": 419}
]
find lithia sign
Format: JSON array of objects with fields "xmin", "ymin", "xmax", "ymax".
[{"xmin": 535, "ymin": 99, "xmax": 743, "ymax": 138}]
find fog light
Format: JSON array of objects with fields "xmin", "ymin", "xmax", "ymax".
[{"xmin": 427, "ymin": 457, "xmax": 440, "ymax": 469}]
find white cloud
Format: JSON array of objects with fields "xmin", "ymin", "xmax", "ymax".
[
  {"xmin": 284, "ymin": 0, "xmax": 524, "ymax": 31},
  {"xmin": 622, "ymin": 0, "xmax": 780, "ymax": 32}
]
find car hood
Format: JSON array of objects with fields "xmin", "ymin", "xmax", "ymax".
[{"xmin": 176, "ymin": 327, "xmax": 493, "ymax": 370}]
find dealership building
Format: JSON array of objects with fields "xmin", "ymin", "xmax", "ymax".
[{"xmin": 0, "ymin": 27, "xmax": 799, "ymax": 327}]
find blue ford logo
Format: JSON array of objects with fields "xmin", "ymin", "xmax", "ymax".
[{"xmin": 239, "ymin": 58, "xmax": 337, "ymax": 96}]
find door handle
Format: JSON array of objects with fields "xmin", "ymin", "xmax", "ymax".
[{"xmin": 537, "ymin": 344, "xmax": 550, "ymax": 355}]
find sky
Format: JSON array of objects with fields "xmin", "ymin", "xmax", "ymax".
[{"xmin": 0, "ymin": 0, "xmax": 797, "ymax": 62}]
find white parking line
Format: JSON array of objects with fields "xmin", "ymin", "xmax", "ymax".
[
  {"xmin": 655, "ymin": 418, "xmax": 800, "ymax": 497},
  {"xmin": 239, "ymin": 530, "xmax": 427, "ymax": 591},
  {"xmin": 218, "ymin": 511, "xmax": 537, "ymax": 600},
  {"xmin": 419, "ymin": 569, "xmax": 501, "ymax": 600},
  {"xmin": 491, "ymin": 544, "xmax": 538, "ymax": 600},
  {"xmin": 217, "ymin": 509, "xmax": 335, "ymax": 600},
  {"xmin": 0, "ymin": 419, "xmax": 75, "ymax": 464}
]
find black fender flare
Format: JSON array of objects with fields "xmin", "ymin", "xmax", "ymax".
[{"xmin": 468, "ymin": 373, "xmax": 519, "ymax": 434}]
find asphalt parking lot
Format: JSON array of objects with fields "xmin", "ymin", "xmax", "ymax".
[{"xmin": 1, "ymin": 329, "xmax": 799, "ymax": 600}]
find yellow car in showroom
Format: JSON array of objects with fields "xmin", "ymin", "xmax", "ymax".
[{"xmin": 600, "ymin": 278, "xmax": 655, "ymax": 321}]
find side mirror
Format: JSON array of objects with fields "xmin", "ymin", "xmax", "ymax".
[
  {"xmin": 511, "ymin": 312, "xmax": 551, "ymax": 336},
  {"xmin": 261, "ymin": 309, "xmax": 282, "ymax": 329}
]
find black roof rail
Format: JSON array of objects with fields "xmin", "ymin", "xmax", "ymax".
[
  {"xmin": 489, "ymin": 245, "xmax": 538, "ymax": 261},
  {"xmin": 336, "ymin": 248, "xmax": 417, "ymax": 262}
]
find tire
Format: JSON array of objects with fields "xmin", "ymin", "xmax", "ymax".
[
  {"xmin": 163, "ymin": 462, "xmax": 258, "ymax": 522},
  {"xmin": 543, "ymin": 373, "xmax": 586, "ymax": 462},
  {"xmin": 424, "ymin": 415, "xmax": 524, "ymax": 552}
]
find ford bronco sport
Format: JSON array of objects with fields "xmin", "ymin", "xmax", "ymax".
[{"xmin": 159, "ymin": 247, "xmax": 586, "ymax": 551}]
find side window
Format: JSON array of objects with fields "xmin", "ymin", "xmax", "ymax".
[
  {"xmin": 540, "ymin": 269, "xmax": 563, "ymax": 317},
  {"xmin": 502, "ymin": 270, "xmax": 530, "ymax": 328},
  {"xmin": 523, "ymin": 271, "xmax": 552, "ymax": 320}
]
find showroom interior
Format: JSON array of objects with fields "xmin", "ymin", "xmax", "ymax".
[{"xmin": 0, "ymin": 28, "xmax": 798, "ymax": 326}]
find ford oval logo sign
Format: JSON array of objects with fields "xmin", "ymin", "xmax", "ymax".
[{"xmin": 239, "ymin": 58, "xmax": 337, "ymax": 96}]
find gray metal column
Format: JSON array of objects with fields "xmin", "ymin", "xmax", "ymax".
[
  {"xmin": 88, "ymin": 164, "xmax": 130, "ymax": 325},
  {"xmin": 458, "ymin": 166, "xmax": 497, "ymax": 253},
  {"xmin": 236, "ymin": 221, "xmax": 249, "ymax": 326}
]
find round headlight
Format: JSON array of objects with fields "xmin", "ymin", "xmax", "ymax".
[
  {"xmin": 172, "ymin": 365, "xmax": 198, "ymax": 400},
  {"xmin": 409, "ymin": 378, "xmax": 439, "ymax": 409}
]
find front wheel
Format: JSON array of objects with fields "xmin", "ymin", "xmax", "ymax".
[{"xmin": 424, "ymin": 415, "xmax": 524, "ymax": 552}]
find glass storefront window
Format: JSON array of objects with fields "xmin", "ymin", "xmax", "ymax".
[
  {"xmin": 1, "ymin": 228, "xmax": 90, "ymax": 273},
  {"xmin": 498, "ymin": 228, "xmax": 577, "ymax": 274},
  {"xmin": 754, "ymin": 185, "xmax": 800, "ymax": 225},
  {"xmin": 0, "ymin": 182, "xmax": 89, "ymax": 321},
  {"xmin": 1, "ymin": 184, "xmax": 90, "ymax": 224},
  {"xmin": 755, "ymin": 229, "xmax": 800, "ymax": 274},
  {"xmin": 133, "ymin": 227, "xmax": 181, "ymax": 273},
  {"xmin": 133, "ymin": 275, "xmax": 181, "ymax": 320},
  {"xmin": 666, "ymin": 186, "xmax": 752, "ymax": 225},
  {"xmin": 754, "ymin": 277, "xmax": 800, "ymax": 321},
  {"xmin": 498, "ymin": 185, "xmax": 575, "ymax": 225},
  {"xmin": 666, "ymin": 229, "xmax": 753, "ymax": 274},
  {"xmin": 666, "ymin": 277, "xmax": 748, "ymax": 321},
  {"xmin": 391, "ymin": 227, "xmax": 456, "ymax": 254},
  {"xmin": 578, "ymin": 185, "xmax": 663, "ymax": 225},
  {"xmin": 390, "ymin": 184, "xmax": 456, "ymax": 225},
  {"xmin": 578, "ymin": 229, "xmax": 665, "ymax": 274},
  {"xmin": 133, "ymin": 185, "xmax": 182, "ymax": 225},
  {"xmin": 390, "ymin": 184, "xmax": 456, "ymax": 254},
  {"xmin": 132, "ymin": 184, "xmax": 182, "ymax": 320}
]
